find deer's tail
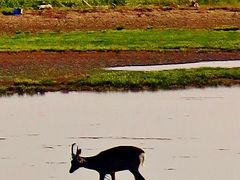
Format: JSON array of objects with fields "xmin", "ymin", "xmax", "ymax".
[{"xmin": 139, "ymin": 153, "xmax": 145, "ymax": 166}]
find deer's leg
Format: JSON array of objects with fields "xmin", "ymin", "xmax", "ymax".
[
  {"xmin": 130, "ymin": 169, "xmax": 145, "ymax": 180},
  {"xmin": 110, "ymin": 172, "xmax": 115, "ymax": 180},
  {"xmin": 99, "ymin": 173, "xmax": 106, "ymax": 180}
]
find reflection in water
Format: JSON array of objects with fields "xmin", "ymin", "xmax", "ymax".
[{"xmin": 0, "ymin": 87, "xmax": 240, "ymax": 180}]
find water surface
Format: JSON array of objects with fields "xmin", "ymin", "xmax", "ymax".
[
  {"xmin": 0, "ymin": 87, "xmax": 240, "ymax": 180},
  {"xmin": 107, "ymin": 60, "xmax": 240, "ymax": 71}
]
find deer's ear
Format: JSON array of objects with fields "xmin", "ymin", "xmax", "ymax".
[
  {"xmin": 77, "ymin": 156, "xmax": 87, "ymax": 164},
  {"xmin": 77, "ymin": 148, "xmax": 82, "ymax": 155}
]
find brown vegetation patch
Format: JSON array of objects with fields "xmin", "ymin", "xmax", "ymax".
[
  {"xmin": 0, "ymin": 50, "xmax": 239, "ymax": 77},
  {"xmin": 0, "ymin": 8, "xmax": 239, "ymax": 33}
]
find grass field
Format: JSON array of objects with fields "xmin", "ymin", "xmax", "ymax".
[
  {"xmin": 0, "ymin": 0, "xmax": 239, "ymax": 8},
  {"xmin": 1, "ymin": 29, "xmax": 240, "ymax": 51}
]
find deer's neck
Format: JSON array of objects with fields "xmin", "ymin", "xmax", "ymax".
[{"xmin": 82, "ymin": 156, "xmax": 100, "ymax": 171}]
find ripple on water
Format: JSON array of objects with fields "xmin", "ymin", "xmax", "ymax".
[
  {"xmin": 66, "ymin": 136, "xmax": 172, "ymax": 141},
  {"xmin": 1, "ymin": 157, "xmax": 10, "ymax": 160},
  {"xmin": 45, "ymin": 162, "xmax": 67, "ymax": 165},
  {"xmin": 26, "ymin": 134, "xmax": 40, "ymax": 137},
  {"xmin": 183, "ymin": 96, "xmax": 224, "ymax": 101}
]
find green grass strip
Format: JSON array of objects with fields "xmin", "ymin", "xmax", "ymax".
[
  {"xmin": 0, "ymin": 29, "xmax": 240, "ymax": 51},
  {"xmin": 1, "ymin": 67, "xmax": 239, "ymax": 96},
  {"xmin": 72, "ymin": 67, "xmax": 240, "ymax": 90}
]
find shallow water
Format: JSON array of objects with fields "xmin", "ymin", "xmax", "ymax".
[
  {"xmin": 0, "ymin": 87, "xmax": 240, "ymax": 180},
  {"xmin": 106, "ymin": 60, "xmax": 240, "ymax": 71}
]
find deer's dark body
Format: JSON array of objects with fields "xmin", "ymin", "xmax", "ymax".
[{"xmin": 69, "ymin": 144, "xmax": 145, "ymax": 180}]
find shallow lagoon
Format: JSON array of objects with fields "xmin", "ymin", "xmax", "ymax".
[{"xmin": 0, "ymin": 87, "xmax": 240, "ymax": 180}]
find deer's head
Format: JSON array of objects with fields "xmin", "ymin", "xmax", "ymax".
[{"xmin": 69, "ymin": 143, "xmax": 86, "ymax": 173}]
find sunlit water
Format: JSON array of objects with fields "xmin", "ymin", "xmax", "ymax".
[
  {"xmin": 106, "ymin": 60, "xmax": 240, "ymax": 71},
  {"xmin": 0, "ymin": 87, "xmax": 240, "ymax": 180}
]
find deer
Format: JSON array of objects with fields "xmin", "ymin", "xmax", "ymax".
[{"xmin": 69, "ymin": 143, "xmax": 145, "ymax": 180}]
